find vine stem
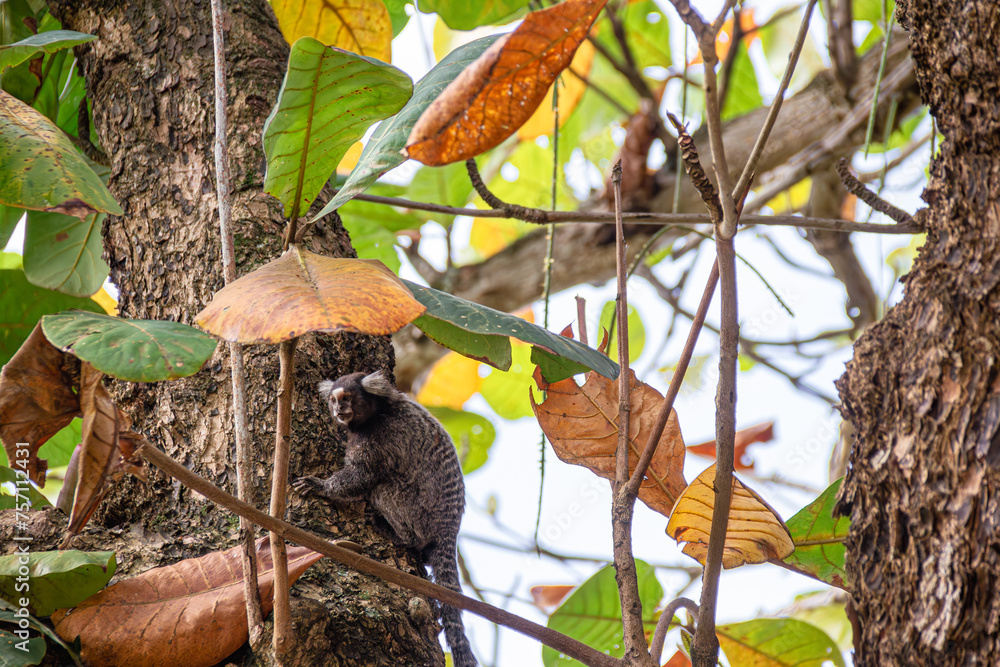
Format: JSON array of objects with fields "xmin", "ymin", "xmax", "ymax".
[
  {"xmin": 138, "ymin": 442, "xmax": 620, "ymax": 667},
  {"xmin": 209, "ymin": 0, "xmax": 262, "ymax": 641},
  {"xmin": 269, "ymin": 337, "xmax": 298, "ymax": 654}
]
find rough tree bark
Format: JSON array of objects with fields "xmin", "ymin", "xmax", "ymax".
[
  {"xmin": 836, "ymin": 1, "xmax": 1000, "ymax": 664},
  {"xmin": 41, "ymin": 0, "xmax": 444, "ymax": 664}
]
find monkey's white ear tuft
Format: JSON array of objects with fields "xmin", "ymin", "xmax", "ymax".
[
  {"xmin": 318, "ymin": 380, "xmax": 335, "ymax": 400},
  {"xmin": 361, "ymin": 370, "xmax": 394, "ymax": 397}
]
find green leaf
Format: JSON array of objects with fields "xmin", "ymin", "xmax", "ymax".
[
  {"xmin": 36, "ymin": 418, "xmax": 81, "ymax": 470},
  {"xmin": 597, "ymin": 301, "xmax": 645, "ymax": 364},
  {"xmin": 717, "ymin": 618, "xmax": 845, "ymax": 667},
  {"xmin": 479, "ymin": 343, "xmax": 536, "ymax": 420},
  {"xmin": 721, "ymin": 41, "xmax": 762, "ymax": 121},
  {"xmin": 530, "ymin": 345, "xmax": 588, "ymax": 384},
  {"xmin": 853, "ymin": 0, "xmax": 896, "ymax": 22},
  {"xmin": 418, "ymin": 0, "xmax": 529, "ymax": 30},
  {"xmin": 41, "ymin": 310, "xmax": 218, "ymax": 382},
  {"xmin": 0, "ymin": 466, "xmax": 52, "ymax": 510},
  {"xmin": 0, "ymin": 628, "xmax": 46, "ymax": 666},
  {"xmin": 338, "ymin": 187, "xmax": 423, "ymax": 273},
  {"xmin": 314, "ymin": 34, "xmax": 500, "ymax": 219},
  {"xmin": 0, "ymin": 91, "xmax": 122, "ymax": 216},
  {"xmin": 404, "ymin": 279, "xmax": 619, "ymax": 379},
  {"xmin": 782, "ymin": 478, "xmax": 851, "ymax": 589},
  {"xmin": 263, "ymin": 37, "xmax": 412, "ymax": 218},
  {"xmin": 0, "ymin": 550, "xmax": 116, "ymax": 617},
  {"xmin": 788, "ymin": 592, "xmax": 853, "ymax": 651},
  {"xmin": 23, "ymin": 210, "xmax": 108, "ymax": 297},
  {"xmin": 408, "ymin": 160, "xmax": 474, "ymax": 218},
  {"xmin": 427, "ymin": 407, "xmax": 495, "ymax": 474},
  {"xmin": 592, "ymin": 0, "xmax": 670, "ymax": 73},
  {"xmin": 542, "ymin": 561, "xmax": 662, "ymax": 666},
  {"xmin": 0, "ymin": 269, "xmax": 103, "ymax": 367},
  {"xmin": 0, "ymin": 204, "xmax": 21, "ymax": 248},
  {"xmin": 382, "ymin": 0, "xmax": 412, "ymax": 36},
  {"xmin": 0, "ymin": 30, "xmax": 95, "ymax": 74}
]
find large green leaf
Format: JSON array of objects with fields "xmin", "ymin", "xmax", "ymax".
[
  {"xmin": 263, "ymin": 37, "xmax": 412, "ymax": 218},
  {"xmin": 404, "ymin": 279, "xmax": 618, "ymax": 380},
  {"xmin": 23, "ymin": 210, "xmax": 109, "ymax": 297},
  {"xmin": 542, "ymin": 561, "xmax": 662, "ymax": 666},
  {"xmin": 721, "ymin": 41, "xmax": 762, "ymax": 121},
  {"xmin": 782, "ymin": 478, "xmax": 851, "ymax": 589},
  {"xmin": 418, "ymin": 0, "xmax": 529, "ymax": 30},
  {"xmin": 0, "ymin": 550, "xmax": 116, "ymax": 617},
  {"xmin": 0, "ymin": 204, "xmax": 21, "ymax": 247},
  {"xmin": 41, "ymin": 310, "xmax": 217, "ymax": 382},
  {"xmin": 0, "ymin": 465, "xmax": 52, "ymax": 510},
  {"xmin": 314, "ymin": 34, "xmax": 500, "ymax": 219},
  {"xmin": 717, "ymin": 618, "xmax": 845, "ymax": 667},
  {"xmin": 0, "ymin": 269, "xmax": 103, "ymax": 367},
  {"xmin": 0, "ymin": 30, "xmax": 96, "ymax": 74},
  {"xmin": 426, "ymin": 406, "xmax": 495, "ymax": 474},
  {"xmin": 0, "ymin": 91, "xmax": 122, "ymax": 216},
  {"xmin": 0, "ymin": 627, "xmax": 46, "ymax": 665},
  {"xmin": 592, "ymin": 0, "xmax": 670, "ymax": 73}
]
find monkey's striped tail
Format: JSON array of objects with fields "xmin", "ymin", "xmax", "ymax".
[{"xmin": 428, "ymin": 538, "xmax": 476, "ymax": 667}]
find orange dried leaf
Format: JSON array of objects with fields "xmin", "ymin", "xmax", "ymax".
[
  {"xmin": 0, "ymin": 324, "xmax": 79, "ymax": 485},
  {"xmin": 195, "ymin": 249, "xmax": 425, "ymax": 343},
  {"xmin": 52, "ymin": 537, "xmax": 323, "ymax": 667},
  {"xmin": 530, "ymin": 584, "xmax": 576, "ymax": 611},
  {"xmin": 271, "ymin": 0, "xmax": 392, "ymax": 63},
  {"xmin": 517, "ymin": 39, "xmax": 596, "ymax": 141},
  {"xmin": 666, "ymin": 464, "xmax": 794, "ymax": 569},
  {"xmin": 531, "ymin": 366, "xmax": 686, "ymax": 516},
  {"xmin": 686, "ymin": 421, "xmax": 775, "ymax": 471},
  {"xmin": 406, "ymin": 0, "xmax": 608, "ymax": 166},
  {"xmin": 663, "ymin": 650, "xmax": 692, "ymax": 667}
]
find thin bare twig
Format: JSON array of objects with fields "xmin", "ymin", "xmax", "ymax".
[
  {"xmin": 576, "ymin": 296, "xmax": 589, "ymax": 346},
  {"xmin": 138, "ymin": 443, "xmax": 619, "ymax": 667},
  {"xmin": 733, "ymin": 0, "xmax": 819, "ymax": 202},
  {"xmin": 467, "ymin": 159, "xmax": 547, "ymax": 222},
  {"xmin": 650, "ymin": 597, "xmax": 700, "ymax": 663},
  {"xmin": 609, "ymin": 160, "xmax": 653, "ymax": 665},
  {"xmin": 269, "ymin": 337, "xmax": 298, "ymax": 654},
  {"xmin": 209, "ymin": 0, "xmax": 262, "ymax": 640},
  {"xmin": 835, "ymin": 158, "xmax": 914, "ymax": 224},
  {"xmin": 337, "ymin": 190, "xmax": 921, "ymax": 235}
]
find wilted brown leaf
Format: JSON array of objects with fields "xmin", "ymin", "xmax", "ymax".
[
  {"xmin": 195, "ymin": 248, "xmax": 425, "ymax": 343},
  {"xmin": 63, "ymin": 364, "xmax": 130, "ymax": 542},
  {"xmin": 52, "ymin": 537, "xmax": 324, "ymax": 667},
  {"xmin": 531, "ymin": 365, "xmax": 687, "ymax": 516},
  {"xmin": 666, "ymin": 464, "xmax": 794, "ymax": 569},
  {"xmin": 663, "ymin": 650, "xmax": 692, "ymax": 667},
  {"xmin": 0, "ymin": 324, "xmax": 79, "ymax": 485},
  {"xmin": 405, "ymin": 0, "xmax": 608, "ymax": 166},
  {"xmin": 687, "ymin": 421, "xmax": 776, "ymax": 472},
  {"xmin": 530, "ymin": 584, "xmax": 575, "ymax": 612}
]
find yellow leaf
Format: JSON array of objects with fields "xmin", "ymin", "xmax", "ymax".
[
  {"xmin": 195, "ymin": 248, "xmax": 424, "ymax": 343},
  {"xmin": 517, "ymin": 40, "xmax": 596, "ymax": 140},
  {"xmin": 90, "ymin": 285, "xmax": 118, "ymax": 316},
  {"xmin": 416, "ymin": 352, "xmax": 483, "ymax": 410},
  {"xmin": 271, "ymin": 0, "xmax": 392, "ymax": 62},
  {"xmin": 666, "ymin": 463, "xmax": 794, "ymax": 568},
  {"xmin": 764, "ymin": 177, "xmax": 811, "ymax": 214},
  {"xmin": 337, "ymin": 140, "xmax": 364, "ymax": 175},
  {"xmin": 468, "ymin": 216, "xmax": 532, "ymax": 259}
]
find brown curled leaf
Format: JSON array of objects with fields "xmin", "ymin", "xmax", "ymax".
[{"xmin": 52, "ymin": 536, "xmax": 324, "ymax": 667}]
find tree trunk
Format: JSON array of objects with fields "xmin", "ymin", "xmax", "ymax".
[
  {"xmin": 45, "ymin": 0, "xmax": 443, "ymax": 663},
  {"xmin": 836, "ymin": 1, "xmax": 1000, "ymax": 664}
]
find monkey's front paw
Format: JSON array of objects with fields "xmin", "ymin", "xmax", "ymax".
[{"xmin": 291, "ymin": 476, "xmax": 327, "ymax": 498}]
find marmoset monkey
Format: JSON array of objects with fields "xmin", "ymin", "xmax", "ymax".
[{"xmin": 292, "ymin": 371, "xmax": 475, "ymax": 667}]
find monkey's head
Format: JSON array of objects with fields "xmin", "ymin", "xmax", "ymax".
[{"xmin": 318, "ymin": 371, "xmax": 395, "ymax": 429}]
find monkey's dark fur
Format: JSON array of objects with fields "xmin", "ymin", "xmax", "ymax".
[{"xmin": 292, "ymin": 371, "xmax": 475, "ymax": 666}]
